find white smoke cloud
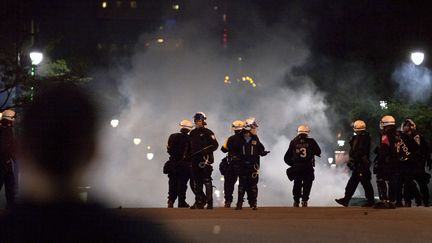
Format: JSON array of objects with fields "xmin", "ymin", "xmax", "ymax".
[
  {"xmin": 393, "ymin": 63, "xmax": 432, "ymax": 102},
  {"xmin": 86, "ymin": 16, "xmax": 355, "ymax": 208}
]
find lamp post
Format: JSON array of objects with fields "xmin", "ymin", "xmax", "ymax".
[{"xmin": 29, "ymin": 51, "xmax": 43, "ymax": 76}]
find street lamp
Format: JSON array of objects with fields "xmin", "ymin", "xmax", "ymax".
[
  {"xmin": 29, "ymin": 51, "xmax": 43, "ymax": 76},
  {"xmin": 411, "ymin": 52, "xmax": 424, "ymax": 65},
  {"xmin": 29, "ymin": 51, "xmax": 43, "ymax": 65}
]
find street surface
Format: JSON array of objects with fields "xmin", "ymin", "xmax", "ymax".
[{"xmin": 120, "ymin": 207, "xmax": 432, "ymax": 242}]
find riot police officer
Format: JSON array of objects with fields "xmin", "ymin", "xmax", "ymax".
[
  {"xmin": 220, "ymin": 120, "xmax": 244, "ymax": 208},
  {"xmin": 0, "ymin": 110, "xmax": 16, "ymax": 208},
  {"xmin": 189, "ymin": 112, "xmax": 218, "ymax": 209},
  {"xmin": 284, "ymin": 125, "xmax": 321, "ymax": 207},
  {"xmin": 374, "ymin": 115, "xmax": 400, "ymax": 209},
  {"xmin": 165, "ymin": 119, "xmax": 193, "ymax": 208},
  {"xmin": 335, "ymin": 120, "xmax": 375, "ymax": 207},
  {"xmin": 235, "ymin": 118, "xmax": 268, "ymax": 210},
  {"xmin": 401, "ymin": 119, "xmax": 431, "ymax": 207}
]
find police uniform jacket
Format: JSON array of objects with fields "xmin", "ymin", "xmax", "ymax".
[{"xmin": 189, "ymin": 127, "xmax": 218, "ymax": 164}]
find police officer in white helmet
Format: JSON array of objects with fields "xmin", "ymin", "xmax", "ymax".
[
  {"xmin": 165, "ymin": 119, "xmax": 193, "ymax": 208},
  {"xmin": 235, "ymin": 118, "xmax": 269, "ymax": 210},
  {"xmin": 220, "ymin": 120, "xmax": 244, "ymax": 208},
  {"xmin": 284, "ymin": 125, "xmax": 321, "ymax": 207},
  {"xmin": 335, "ymin": 120, "xmax": 375, "ymax": 207},
  {"xmin": 374, "ymin": 115, "xmax": 400, "ymax": 208}
]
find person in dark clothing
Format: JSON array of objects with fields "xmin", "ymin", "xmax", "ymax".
[
  {"xmin": 335, "ymin": 120, "xmax": 375, "ymax": 207},
  {"xmin": 400, "ymin": 119, "xmax": 431, "ymax": 207},
  {"xmin": 284, "ymin": 125, "xmax": 321, "ymax": 207},
  {"xmin": 0, "ymin": 109, "xmax": 17, "ymax": 208},
  {"xmin": 235, "ymin": 118, "xmax": 268, "ymax": 210},
  {"xmin": 374, "ymin": 115, "xmax": 401, "ymax": 209},
  {"xmin": 220, "ymin": 120, "xmax": 244, "ymax": 208},
  {"xmin": 166, "ymin": 119, "xmax": 193, "ymax": 208},
  {"xmin": 0, "ymin": 84, "xmax": 176, "ymax": 242},
  {"xmin": 189, "ymin": 112, "xmax": 218, "ymax": 209}
]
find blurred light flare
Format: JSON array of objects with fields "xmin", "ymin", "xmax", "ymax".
[
  {"xmin": 133, "ymin": 138, "xmax": 141, "ymax": 145},
  {"xmin": 379, "ymin": 100, "xmax": 388, "ymax": 109},
  {"xmin": 29, "ymin": 52, "xmax": 43, "ymax": 65},
  {"xmin": 110, "ymin": 119, "xmax": 119, "ymax": 128},
  {"xmin": 146, "ymin": 152, "xmax": 154, "ymax": 160},
  {"xmin": 411, "ymin": 52, "xmax": 425, "ymax": 65}
]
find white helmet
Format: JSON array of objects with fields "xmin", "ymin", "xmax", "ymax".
[
  {"xmin": 297, "ymin": 125, "xmax": 310, "ymax": 135},
  {"xmin": 232, "ymin": 120, "xmax": 245, "ymax": 131},
  {"xmin": 179, "ymin": 119, "xmax": 193, "ymax": 131},
  {"xmin": 1, "ymin": 109, "xmax": 15, "ymax": 121},
  {"xmin": 401, "ymin": 118, "xmax": 416, "ymax": 131},
  {"xmin": 353, "ymin": 120, "xmax": 366, "ymax": 132},
  {"xmin": 244, "ymin": 117, "xmax": 258, "ymax": 130},
  {"xmin": 380, "ymin": 115, "xmax": 395, "ymax": 130}
]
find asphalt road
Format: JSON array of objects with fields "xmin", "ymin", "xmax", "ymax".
[{"xmin": 120, "ymin": 207, "xmax": 432, "ymax": 243}]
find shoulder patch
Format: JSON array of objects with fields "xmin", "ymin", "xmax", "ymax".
[
  {"xmin": 381, "ymin": 135, "xmax": 390, "ymax": 146},
  {"xmin": 252, "ymin": 140, "xmax": 257, "ymax": 145}
]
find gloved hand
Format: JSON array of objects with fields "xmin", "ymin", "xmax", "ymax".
[{"xmin": 262, "ymin": 151, "xmax": 270, "ymax": 156}]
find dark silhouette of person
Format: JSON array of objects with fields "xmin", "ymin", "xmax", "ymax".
[{"xmin": 0, "ymin": 84, "xmax": 176, "ymax": 242}]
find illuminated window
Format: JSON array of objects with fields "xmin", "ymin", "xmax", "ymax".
[
  {"xmin": 130, "ymin": 1, "xmax": 137, "ymax": 8},
  {"xmin": 116, "ymin": 1, "xmax": 122, "ymax": 8},
  {"xmin": 102, "ymin": 1, "xmax": 107, "ymax": 8}
]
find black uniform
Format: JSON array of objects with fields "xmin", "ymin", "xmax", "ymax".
[
  {"xmin": 284, "ymin": 134, "xmax": 321, "ymax": 205},
  {"xmin": 220, "ymin": 131, "xmax": 242, "ymax": 207},
  {"xmin": 166, "ymin": 130, "xmax": 191, "ymax": 207},
  {"xmin": 235, "ymin": 133, "xmax": 267, "ymax": 209},
  {"xmin": 189, "ymin": 127, "xmax": 218, "ymax": 209},
  {"xmin": 374, "ymin": 127, "xmax": 401, "ymax": 206},
  {"xmin": 396, "ymin": 132, "xmax": 421, "ymax": 206},
  {"xmin": 0, "ymin": 120, "xmax": 16, "ymax": 208},
  {"xmin": 337, "ymin": 131, "xmax": 374, "ymax": 206},
  {"xmin": 406, "ymin": 132, "xmax": 431, "ymax": 206}
]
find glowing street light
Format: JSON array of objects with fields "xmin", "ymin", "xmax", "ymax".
[
  {"xmin": 411, "ymin": 52, "xmax": 425, "ymax": 65},
  {"xmin": 29, "ymin": 51, "xmax": 43, "ymax": 65},
  {"xmin": 146, "ymin": 152, "xmax": 154, "ymax": 160},
  {"xmin": 133, "ymin": 138, "xmax": 141, "ymax": 145},
  {"xmin": 29, "ymin": 51, "xmax": 43, "ymax": 77},
  {"xmin": 110, "ymin": 119, "xmax": 119, "ymax": 128},
  {"xmin": 337, "ymin": 140, "xmax": 345, "ymax": 147},
  {"xmin": 328, "ymin": 158, "xmax": 334, "ymax": 164}
]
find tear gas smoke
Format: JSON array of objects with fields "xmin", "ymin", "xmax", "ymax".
[
  {"xmin": 392, "ymin": 63, "xmax": 432, "ymax": 103},
  {"xmin": 87, "ymin": 14, "xmax": 355, "ymax": 208}
]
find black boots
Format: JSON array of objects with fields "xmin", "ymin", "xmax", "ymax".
[
  {"xmin": 335, "ymin": 198, "xmax": 349, "ymax": 207},
  {"xmin": 167, "ymin": 200, "xmax": 174, "ymax": 208}
]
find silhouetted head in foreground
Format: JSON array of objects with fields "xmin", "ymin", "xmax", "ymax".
[
  {"xmin": 1, "ymin": 84, "xmax": 177, "ymax": 243},
  {"xmin": 19, "ymin": 84, "xmax": 99, "ymax": 203}
]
